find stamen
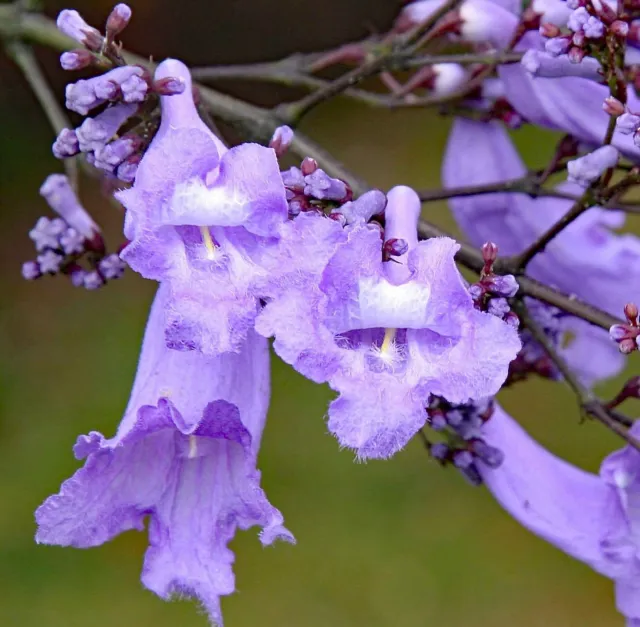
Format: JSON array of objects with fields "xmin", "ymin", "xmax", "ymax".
[
  {"xmin": 188, "ymin": 435, "xmax": 198, "ymax": 459},
  {"xmin": 380, "ymin": 327, "xmax": 397, "ymax": 354},
  {"xmin": 200, "ymin": 226, "xmax": 216, "ymax": 260}
]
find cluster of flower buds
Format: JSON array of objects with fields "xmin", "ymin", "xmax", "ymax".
[
  {"xmin": 539, "ymin": 1, "xmax": 629, "ymax": 65},
  {"xmin": 281, "ymin": 158, "xmax": 387, "ymax": 224},
  {"xmin": 426, "ymin": 396, "xmax": 504, "ymax": 486},
  {"xmin": 21, "ymin": 175, "xmax": 125, "ymax": 290},
  {"xmin": 468, "ymin": 242, "xmax": 519, "ymax": 327},
  {"xmin": 612, "ymin": 104, "xmax": 640, "ymax": 148},
  {"xmin": 52, "ymin": 5, "xmax": 185, "ymax": 183},
  {"xmin": 610, "ymin": 303, "xmax": 640, "ymax": 353}
]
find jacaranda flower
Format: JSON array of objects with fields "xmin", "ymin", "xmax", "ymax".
[
  {"xmin": 258, "ymin": 185, "xmax": 520, "ymax": 459},
  {"xmin": 480, "ymin": 404, "xmax": 640, "ymax": 627},
  {"xmin": 35, "ymin": 283, "xmax": 293, "ymax": 625},
  {"xmin": 116, "ymin": 59, "xmax": 288, "ymax": 355},
  {"xmin": 443, "ymin": 117, "xmax": 640, "ymax": 383}
]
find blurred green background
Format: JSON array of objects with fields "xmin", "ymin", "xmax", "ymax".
[{"xmin": 2, "ymin": 1, "xmax": 640, "ymax": 625}]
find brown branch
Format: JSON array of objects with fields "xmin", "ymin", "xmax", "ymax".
[{"xmin": 514, "ymin": 301, "xmax": 639, "ymax": 450}]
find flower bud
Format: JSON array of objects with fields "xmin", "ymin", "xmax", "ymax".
[
  {"xmin": 269, "ymin": 125, "xmax": 294, "ymax": 158},
  {"xmin": 60, "ymin": 49, "xmax": 95, "ymax": 71},
  {"xmin": 603, "ymin": 97, "xmax": 625, "ymax": 117},
  {"xmin": 624, "ymin": 302, "xmax": 639, "ymax": 323},
  {"xmin": 153, "ymin": 76, "xmax": 186, "ymax": 96},
  {"xmin": 611, "ymin": 20, "xmax": 630, "ymax": 38},
  {"xmin": 300, "ymin": 157, "xmax": 318, "ymax": 176},
  {"xmin": 106, "ymin": 4, "xmax": 132, "ymax": 39}
]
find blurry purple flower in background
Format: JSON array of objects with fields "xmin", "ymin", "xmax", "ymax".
[
  {"xmin": 443, "ymin": 117, "xmax": 640, "ymax": 384},
  {"xmin": 36, "ymin": 284, "xmax": 293, "ymax": 625}
]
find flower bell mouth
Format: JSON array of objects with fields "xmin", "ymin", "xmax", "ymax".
[{"xmin": 200, "ymin": 226, "xmax": 217, "ymax": 260}]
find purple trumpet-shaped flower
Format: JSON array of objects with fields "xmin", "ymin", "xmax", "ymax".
[
  {"xmin": 56, "ymin": 9, "xmax": 102, "ymax": 50},
  {"xmin": 498, "ymin": 29, "xmax": 640, "ymax": 160},
  {"xmin": 258, "ymin": 186, "xmax": 520, "ymax": 459},
  {"xmin": 443, "ymin": 118, "xmax": 639, "ymax": 384},
  {"xmin": 52, "ymin": 128, "xmax": 80, "ymax": 158},
  {"xmin": 116, "ymin": 58, "xmax": 288, "ymax": 355},
  {"xmin": 36, "ymin": 284, "xmax": 293, "ymax": 626},
  {"xmin": 479, "ymin": 404, "xmax": 640, "ymax": 627}
]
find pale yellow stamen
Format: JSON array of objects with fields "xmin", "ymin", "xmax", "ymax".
[
  {"xmin": 200, "ymin": 226, "xmax": 216, "ymax": 260},
  {"xmin": 380, "ymin": 327, "xmax": 397, "ymax": 354},
  {"xmin": 188, "ymin": 435, "xmax": 198, "ymax": 459}
]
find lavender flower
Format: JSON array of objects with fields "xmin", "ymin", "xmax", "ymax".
[
  {"xmin": 93, "ymin": 136, "xmax": 140, "ymax": 172},
  {"xmin": 331, "ymin": 189, "xmax": 387, "ymax": 225},
  {"xmin": 83, "ymin": 270, "xmax": 104, "ymax": 290},
  {"xmin": 59, "ymin": 227, "xmax": 85, "ymax": 255},
  {"xmin": 39, "ymin": 174, "xmax": 99, "ymax": 239},
  {"xmin": 443, "ymin": 118, "xmax": 636, "ymax": 384},
  {"xmin": 257, "ymin": 185, "xmax": 520, "ymax": 459},
  {"xmin": 115, "ymin": 58, "xmax": 288, "ymax": 355},
  {"xmin": 36, "ymin": 284, "xmax": 293, "ymax": 625},
  {"xmin": 303, "ymin": 169, "xmax": 348, "ymax": 201},
  {"xmin": 21, "ymin": 261, "xmax": 41, "ymax": 280},
  {"xmin": 98, "ymin": 253, "xmax": 126, "ymax": 279},
  {"xmin": 567, "ymin": 146, "xmax": 619, "ymax": 187},
  {"xmin": 479, "ymin": 404, "xmax": 640, "ymax": 627},
  {"xmin": 37, "ymin": 250, "xmax": 64, "ymax": 274},
  {"xmin": 28, "ymin": 217, "xmax": 66, "ymax": 251}
]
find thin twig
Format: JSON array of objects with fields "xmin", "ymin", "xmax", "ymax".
[
  {"xmin": 6, "ymin": 39, "xmax": 78, "ymax": 189},
  {"xmin": 514, "ymin": 301, "xmax": 639, "ymax": 449}
]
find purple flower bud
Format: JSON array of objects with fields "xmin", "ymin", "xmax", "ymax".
[
  {"xmin": 60, "ymin": 49, "xmax": 95, "ymax": 71},
  {"xmin": 624, "ymin": 303, "xmax": 638, "ymax": 323},
  {"xmin": 487, "ymin": 274, "xmax": 519, "ymax": 298},
  {"xmin": 472, "ymin": 440, "xmax": 504, "ymax": 468},
  {"xmin": 66, "ymin": 66, "xmax": 145, "ymax": 115},
  {"xmin": 469, "ymin": 284, "xmax": 484, "ymax": 300},
  {"xmin": 288, "ymin": 199, "xmax": 304, "ymax": 217},
  {"xmin": 52, "ymin": 128, "xmax": 80, "ymax": 159},
  {"xmin": 28, "ymin": 216, "xmax": 66, "ymax": 251},
  {"xmin": 620, "ymin": 338, "xmax": 638, "ymax": 354},
  {"xmin": 60, "ymin": 227, "xmax": 85, "ymax": 255},
  {"xmin": 610, "ymin": 324, "xmax": 630, "ymax": 341},
  {"xmin": 430, "ymin": 414, "xmax": 447, "ymax": 430},
  {"xmin": 603, "ymin": 97, "xmax": 625, "ymax": 117},
  {"xmin": 93, "ymin": 136, "xmax": 140, "ymax": 172},
  {"xmin": 383, "ymin": 238, "xmax": 409, "ymax": 258},
  {"xmin": 22, "ymin": 260, "xmax": 41, "ymax": 280},
  {"xmin": 445, "ymin": 410, "xmax": 464, "ymax": 427},
  {"xmin": 116, "ymin": 155, "xmax": 140, "ymax": 183},
  {"xmin": 98, "ymin": 253, "xmax": 126, "ymax": 279},
  {"xmin": 616, "ymin": 112, "xmax": 640, "ymax": 135},
  {"xmin": 281, "ymin": 166, "xmax": 305, "ymax": 191},
  {"xmin": 584, "ymin": 16, "xmax": 604, "ymax": 39},
  {"xmin": 106, "ymin": 3, "xmax": 132, "ymax": 39},
  {"xmin": 487, "ymin": 297, "xmax": 510, "ymax": 318},
  {"xmin": 567, "ymin": 7, "xmax": 589, "ymax": 32},
  {"xmin": 459, "ymin": 464, "xmax": 483, "ymax": 486},
  {"xmin": 76, "ymin": 103, "xmax": 137, "ymax": 153},
  {"xmin": 83, "ymin": 271, "xmax": 104, "ymax": 290},
  {"xmin": 336, "ymin": 189, "xmax": 387, "ymax": 225},
  {"xmin": 567, "ymin": 146, "xmax": 619, "ymax": 187},
  {"xmin": 37, "ymin": 250, "xmax": 64, "ymax": 274},
  {"xmin": 304, "ymin": 169, "xmax": 348, "ymax": 201},
  {"xmin": 430, "ymin": 442, "xmax": 449, "ymax": 461},
  {"xmin": 269, "ymin": 125, "xmax": 294, "ymax": 158},
  {"xmin": 453, "ymin": 450, "xmax": 474, "ymax": 469},
  {"xmin": 56, "ymin": 10, "xmax": 102, "ymax": 51},
  {"xmin": 120, "ymin": 74, "xmax": 148, "ymax": 103},
  {"xmin": 70, "ymin": 268, "xmax": 86, "ymax": 287},
  {"xmin": 153, "ymin": 76, "xmax": 186, "ymax": 96},
  {"xmin": 545, "ymin": 36, "xmax": 570, "ymax": 56},
  {"xmin": 39, "ymin": 174, "xmax": 100, "ymax": 239},
  {"xmin": 504, "ymin": 311, "xmax": 520, "ymax": 329},
  {"xmin": 611, "ymin": 20, "xmax": 629, "ymax": 37},
  {"xmin": 568, "ymin": 46, "xmax": 586, "ymax": 64},
  {"xmin": 300, "ymin": 157, "xmax": 318, "ymax": 176}
]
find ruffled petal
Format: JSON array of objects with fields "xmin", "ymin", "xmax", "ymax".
[{"xmin": 168, "ymin": 143, "xmax": 287, "ymax": 236}]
